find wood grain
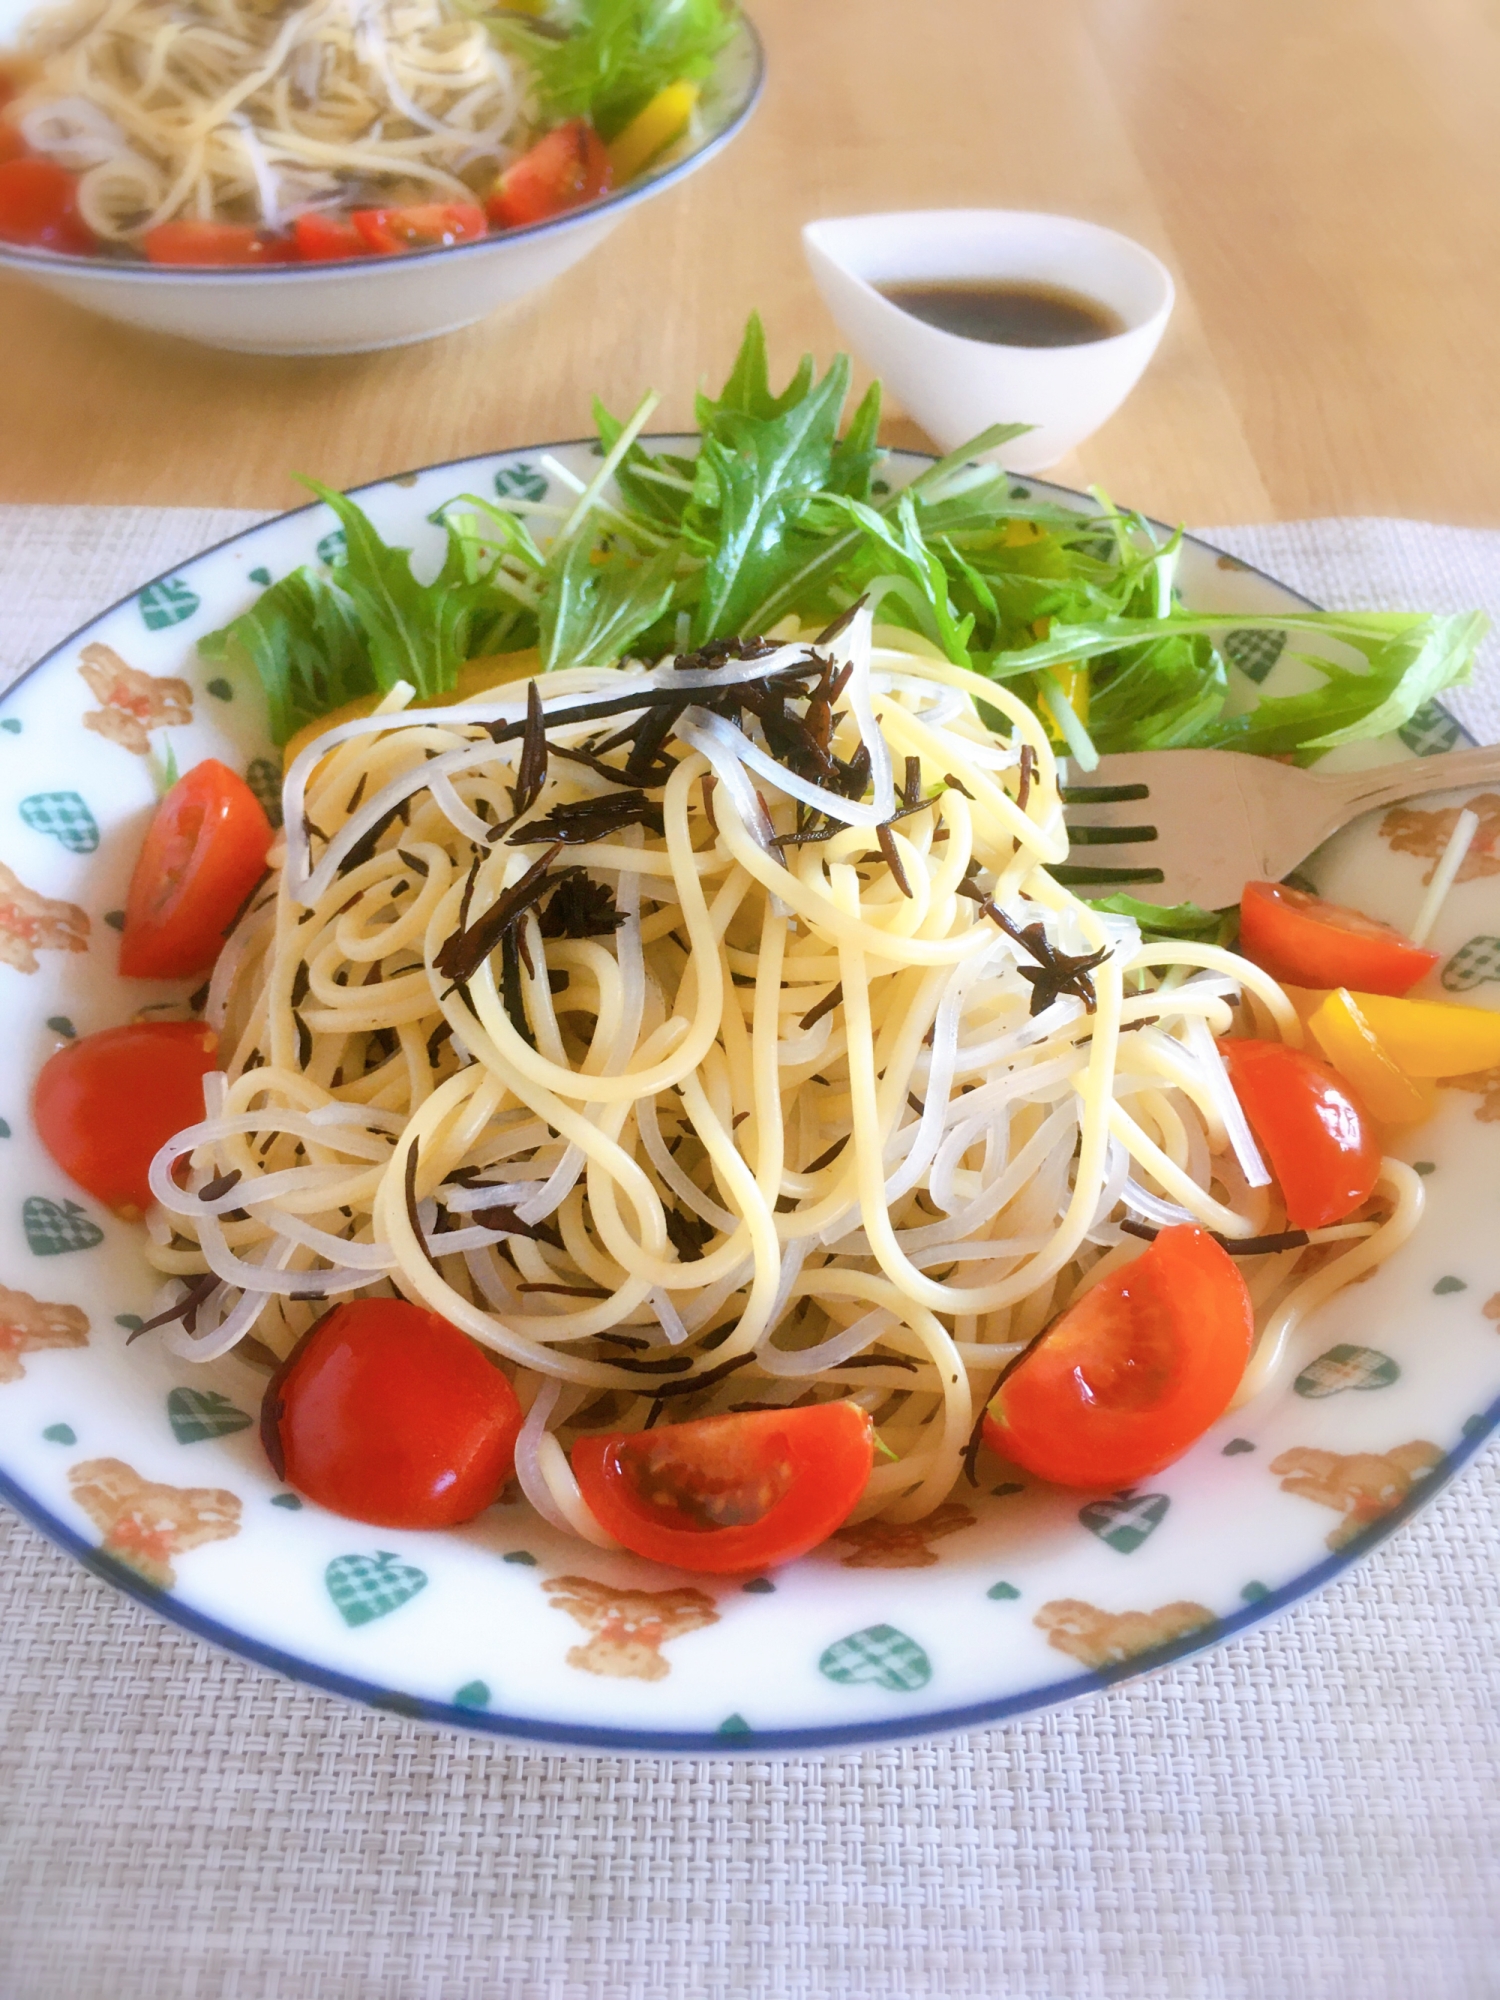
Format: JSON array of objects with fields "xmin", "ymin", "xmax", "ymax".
[{"xmin": 0, "ymin": 0, "xmax": 1496, "ymax": 525}]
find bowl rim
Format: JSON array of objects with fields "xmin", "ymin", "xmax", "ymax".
[
  {"xmin": 802, "ymin": 208, "xmax": 1177, "ymax": 349},
  {"xmin": 0, "ymin": 8, "xmax": 763, "ymax": 285}
]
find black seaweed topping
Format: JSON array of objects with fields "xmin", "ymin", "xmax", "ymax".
[
  {"xmin": 538, "ymin": 868, "xmax": 625, "ymax": 940},
  {"xmin": 127, "ymin": 1271, "xmax": 220, "ymax": 1343},
  {"xmin": 665, "ymin": 1207, "xmax": 714, "ymax": 1263},
  {"xmin": 468, "ymin": 1202, "xmax": 565, "ymax": 1250},
  {"xmin": 434, "ymin": 842, "xmax": 563, "ymax": 988},
  {"xmin": 510, "ymin": 679, "xmax": 549, "ymax": 818},
  {"xmin": 988, "ymin": 909, "xmax": 1110, "ymax": 1017},
  {"xmin": 1015, "ymin": 743, "xmax": 1035, "ymax": 814},
  {"xmin": 510, "ymin": 792, "xmax": 665, "ymax": 847}
]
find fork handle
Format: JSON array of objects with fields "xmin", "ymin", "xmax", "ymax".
[{"xmin": 1316, "ymin": 743, "xmax": 1500, "ymax": 816}]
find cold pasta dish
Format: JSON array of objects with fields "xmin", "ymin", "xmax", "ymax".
[
  {"xmin": 0, "ymin": 0, "xmax": 736, "ymax": 261},
  {"xmin": 32, "ymin": 321, "xmax": 1495, "ymax": 1572}
]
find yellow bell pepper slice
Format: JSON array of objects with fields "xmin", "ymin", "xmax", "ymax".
[
  {"xmin": 1308, "ymin": 989, "xmax": 1435, "ymax": 1125},
  {"xmin": 1343, "ymin": 991, "xmax": 1500, "ymax": 1078},
  {"xmin": 1040, "ymin": 661, "xmax": 1089, "ymax": 749},
  {"xmin": 281, "ymin": 650, "xmax": 540, "ymax": 771},
  {"xmin": 607, "ymin": 81, "xmax": 699, "ymax": 185}
]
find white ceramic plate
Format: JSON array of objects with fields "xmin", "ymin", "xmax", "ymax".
[{"xmin": 1, "ymin": 444, "xmax": 1496, "ymax": 1750}]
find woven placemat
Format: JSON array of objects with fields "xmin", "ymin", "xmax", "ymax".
[{"xmin": 1, "ymin": 507, "xmax": 1497, "ymax": 2000}]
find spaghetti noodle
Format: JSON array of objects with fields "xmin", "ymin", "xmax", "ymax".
[
  {"xmin": 139, "ymin": 611, "xmax": 1420, "ymax": 1536},
  {"xmin": 10, "ymin": 0, "xmax": 527, "ymax": 240}
]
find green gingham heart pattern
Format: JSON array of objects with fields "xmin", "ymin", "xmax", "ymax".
[
  {"xmin": 1294, "ymin": 1345, "xmax": 1400, "ymax": 1398},
  {"xmin": 1222, "ymin": 628, "xmax": 1287, "ymax": 684},
  {"xmin": 325, "ymin": 1551, "xmax": 429, "ymax": 1628},
  {"xmin": 1398, "ymin": 699, "xmax": 1472, "ymax": 757},
  {"xmin": 22, "ymin": 1197, "xmax": 104, "ymax": 1255},
  {"xmin": 818, "ymin": 1624, "xmax": 933, "ymax": 1693},
  {"xmin": 494, "ymin": 462, "xmax": 549, "ymax": 504},
  {"xmin": 138, "ymin": 578, "xmax": 200, "ymax": 630},
  {"xmin": 1442, "ymin": 935, "xmax": 1500, "ymax": 993},
  {"xmin": 167, "ymin": 1387, "xmax": 254, "ymax": 1443},
  {"xmin": 19, "ymin": 792, "xmax": 99, "ymax": 854},
  {"xmin": 317, "ymin": 529, "xmax": 348, "ymax": 567},
  {"xmin": 244, "ymin": 758, "xmax": 284, "ymax": 828},
  {"xmin": 1079, "ymin": 1491, "xmax": 1171, "ymax": 1553}
]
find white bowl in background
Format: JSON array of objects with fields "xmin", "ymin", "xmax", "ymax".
[
  {"xmin": 0, "ymin": 8, "xmax": 762, "ymax": 356},
  {"xmin": 803, "ymin": 210, "xmax": 1174, "ymax": 472}
]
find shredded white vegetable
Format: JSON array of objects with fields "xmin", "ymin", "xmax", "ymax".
[
  {"xmin": 12, "ymin": 0, "xmax": 527, "ymax": 241},
  {"xmin": 138, "ymin": 618, "xmax": 1415, "ymax": 1535}
]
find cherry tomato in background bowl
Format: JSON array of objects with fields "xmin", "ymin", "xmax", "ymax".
[
  {"xmin": 120, "ymin": 759, "xmax": 273, "ymax": 980},
  {"xmin": 292, "ymin": 212, "xmax": 365, "ymax": 263},
  {"xmin": 262, "ymin": 1299, "xmax": 524, "ymax": 1529},
  {"xmin": 33, "ymin": 1020, "xmax": 219, "ymax": 1217},
  {"xmin": 1238, "ymin": 880, "xmax": 1439, "ymax": 996},
  {"xmin": 141, "ymin": 220, "xmax": 290, "ymax": 266},
  {"xmin": 0, "ymin": 156, "xmax": 94, "ymax": 253},
  {"xmin": 982, "ymin": 1224, "xmax": 1255, "ymax": 1491},
  {"xmin": 351, "ymin": 203, "xmax": 487, "ymax": 256},
  {"xmin": 487, "ymin": 119, "xmax": 611, "ymax": 230},
  {"xmin": 571, "ymin": 1402, "xmax": 875, "ymax": 1573},
  {"xmin": 1219, "ymin": 1036, "xmax": 1381, "ymax": 1230}
]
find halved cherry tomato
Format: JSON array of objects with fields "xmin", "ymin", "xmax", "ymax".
[
  {"xmin": 292, "ymin": 211, "xmax": 365, "ymax": 262},
  {"xmin": 488, "ymin": 119, "xmax": 611, "ymax": 230},
  {"xmin": 350, "ymin": 202, "xmax": 486, "ymax": 255},
  {"xmin": 1239, "ymin": 880, "xmax": 1439, "ymax": 996},
  {"xmin": 141, "ymin": 220, "xmax": 291, "ymax": 266},
  {"xmin": 261, "ymin": 1299, "xmax": 524, "ymax": 1528},
  {"xmin": 0, "ymin": 157, "xmax": 93, "ymax": 253},
  {"xmin": 1219, "ymin": 1036, "xmax": 1380, "ymax": 1229},
  {"xmin": 571, "ymin": 1402, "xmax": 874, "ymax": 1573},
  {"xmin": 34, "ymin": 1020, "xmax": 218, "ymax": 1217},
  {"xmin": 119, "ymin": 759, "xmax": 273, "ymax": 979},
  {"xmin": 981, "ymin": 1224, "xmax": 1254, "ymax": 1490}
]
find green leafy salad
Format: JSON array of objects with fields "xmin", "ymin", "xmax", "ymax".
[
  {"xmin": 490, "ymin": 0, "xmax": 737, "ymax": 143},
  {"xmin": 202, "ymin": 313, "xmax": 1484, "ymax": 939}
]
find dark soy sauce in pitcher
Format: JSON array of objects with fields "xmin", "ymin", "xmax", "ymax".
[{"xmin": 877, "ymin": 279, "xmax": 1126, "ymax": 348}]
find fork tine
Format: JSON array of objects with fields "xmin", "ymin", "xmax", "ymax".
[
  {"xmin": 1059, "ymin": 782, "xmax": 1152, "ymax": 804},
  {"xmin": 1052, "ymin": 863, "xmax": 1167, "ymax": 888},
  {"xmin": 1059, "ymin": 769, "xmax": 1162, "ymax": 886},
  {"xmin": 1067, "ymin": 824, "xmax": 1159, "ymax": 846}
]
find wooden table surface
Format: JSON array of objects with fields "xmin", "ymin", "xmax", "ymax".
[{"xmin": 4, "ymin": 0, "xmax": 1500, "ymax": 525}]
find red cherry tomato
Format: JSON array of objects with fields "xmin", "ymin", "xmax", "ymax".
[
  {"xmin": 34, "ymin": 1020, "xmax": 219, "ymax": 1217},
  {"xmin": 350, "ymin": 202, "xmax": 486, "ymax": 255},
  {"xmin": 488, "ymin": 119, "xmax": 611, "ymax": 229},
  {"xmin": 571, "ymin": 1402, "xmax": 874, "ymax": 1573},
  {"xmin": 120, "ymin": 759, "xmax": 273, "ymax": 979},
  {"xmin": 141, "ymin": 220, "xmax": 289, "ymax": 265},
  {"xmin": 292, "ymin": 211, "xmax": 365, "ymax": 262},
  {"xmin": 1239, "ymin": 880, "xmax": 1439, "ymax": 996},
  {"xmin": 261, "ymin": 1298, "xmax": 524, "ymax": 1528},
  {"xmin": 0, "ymin": 157, "xmax": 93, "ymax": 253},
  {"xmin": 1219, "ymin": 1036, "xmax": 1381, "ymax": 1229},
  {"xmin": 981, "ymin": 1224, "xmax": 1254, "ymax": 1490}
]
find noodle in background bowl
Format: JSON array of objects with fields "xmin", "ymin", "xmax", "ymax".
[
  {"xmin": 0, "ymin": 441, "xmax": 1497, "ymax": 1750},
  {"xmin": 0, "ymin": 4, "xmax": 762, "ymax": 355}
]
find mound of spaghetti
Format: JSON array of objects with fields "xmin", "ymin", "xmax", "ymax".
[
  {"xmin": 140, "ymin": 609, "xmax": 1422, "ymax": 1542},
  {"xmin": 7, "ymin": 0, "xmax": 535, "ymax": 242}
]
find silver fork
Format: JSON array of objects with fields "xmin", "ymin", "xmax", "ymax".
[{"xmin": 1057, "ymin": 744, "xmax": 1500, "ymax": 908}]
